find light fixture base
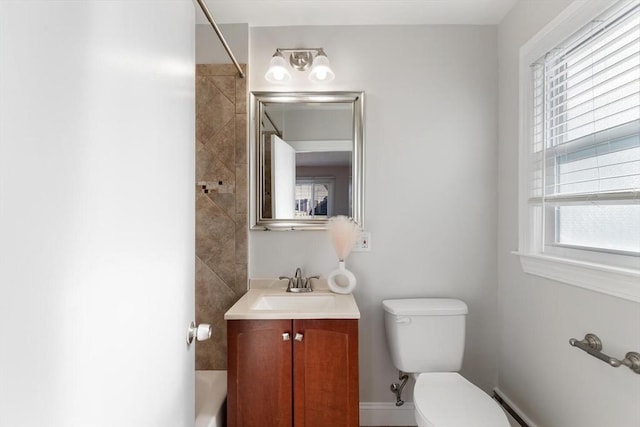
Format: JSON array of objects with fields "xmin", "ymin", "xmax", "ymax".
[
  {"xmin": 289, "ymin": 51, "xmax": 313, "ymax": 71},
  {"xmin": 266, "ymin": 48, "xmax": 334, "ymax": 83}
]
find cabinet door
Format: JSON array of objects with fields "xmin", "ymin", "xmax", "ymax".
[
  {"xmin": 293, "ymin": 319, "xmax": 359, "ymax": 427},
  {"xmin": 227, "ymin": 319, "xmax": 293, "ymax": 427}
]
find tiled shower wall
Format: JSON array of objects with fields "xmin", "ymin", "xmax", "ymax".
[{"xmin": 195, "ymin": 64, "xmax": 247, "ymax": 369}]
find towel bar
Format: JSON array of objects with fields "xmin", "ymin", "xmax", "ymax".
[{"xmin": 569, "ymin": 333, "xmax": 640, "ymax": 374}]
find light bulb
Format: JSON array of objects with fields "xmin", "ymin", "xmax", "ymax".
[
  {"xmin": 272, "ymin": 68, "xmax": 285, "ymax": 81},
  {"xmin": 265, "ymin": 52, "xmax": 291, "ymax": 83},
  {"xmin": 309, "ymin": 51, "xmax": 335, "ymax": 82}
]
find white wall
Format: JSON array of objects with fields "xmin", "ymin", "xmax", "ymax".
[
  {"xmin": 497, "ymin": 1, "xmax": 640, "ymax": 426},
  {"xmin": 249, "ymin": 25, "xmax": 499, "ymax": 405},
  {"xmin": 0, "ymin": 1, "xmax": 195, "ymax": 426},
  {"xmin": 196, "ymin": 23, "xmax": 248, "ymax": 64}
]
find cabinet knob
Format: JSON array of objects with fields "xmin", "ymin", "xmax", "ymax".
[
  {"xmin": 282, "ymin": 333, "xmax": 290, "ymax": 341},
  {"xmin": 295, "ymin": 333, "xmax": 304, "ymax": 342}
]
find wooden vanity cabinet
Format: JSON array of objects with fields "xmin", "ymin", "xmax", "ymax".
[
  {"xmin": 292, "ymin": 319, "xmax": 359, "ymax": 427},
  {"xmin": 227, "ymin": 319, "xmax": 293, "ymax": 427},
  {"xmin": 227, "ymin": 318, "xmax": 359, "ymax": 427}
]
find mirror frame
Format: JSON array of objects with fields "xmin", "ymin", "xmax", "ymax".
[{"xmin": 251, "ymin": 91, "xmax": 364, "ymax": 230}]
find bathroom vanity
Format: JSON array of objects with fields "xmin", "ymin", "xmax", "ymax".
[{"xmin": 225, "ymin": 280, "xmax": 360, "ymax": 427}]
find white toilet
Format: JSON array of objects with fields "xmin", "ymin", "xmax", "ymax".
[{"xmin": 383, "ymin": 298, "xmax": 510, "ymax": 427}]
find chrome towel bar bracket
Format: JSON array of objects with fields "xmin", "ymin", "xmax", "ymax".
[{"xmin": 569, "ymin": 333, "xmax": 640, "ymax": 374}]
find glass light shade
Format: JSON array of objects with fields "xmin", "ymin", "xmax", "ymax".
[
  {"xmin": 309, "ymin": 53, "xmax": 335, "ymax": 82},
  {"xmin": 265, "ymin": 52, "xmax": 292, "ymax": 83}
]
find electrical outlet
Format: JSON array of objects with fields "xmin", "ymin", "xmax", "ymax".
[{"xmin": 353, "ymin": 231, "xmax": 371, "ymax": 252}]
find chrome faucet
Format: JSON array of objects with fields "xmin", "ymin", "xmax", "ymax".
[
  {"xmin": 279, "ymin": 267, "xmax": 319, "ymax": 293},
  {"xmin": 294, "ymin": 267, "xmax": 303, "ymax": 289}
]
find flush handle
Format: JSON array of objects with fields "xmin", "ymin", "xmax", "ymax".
[
  {"xmin": 295, "ymin": 333, "xmax": 304, "ymax": 342},
  {"xmin": 395, "ymin": 317, "xmax": 411, "ymax": 324}
]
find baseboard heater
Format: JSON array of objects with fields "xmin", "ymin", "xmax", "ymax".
[{"xmin": 492, "ymin": 389, "xmax": 531, "ymax": 427}]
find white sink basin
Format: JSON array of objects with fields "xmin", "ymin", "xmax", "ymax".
[
  {"xmin": 252, "ymin": 294, "xmax": 336, "ymax": 311},
  {"xmin": 224, "ymin": 280, "xmax": 360, "ymax": 320}
]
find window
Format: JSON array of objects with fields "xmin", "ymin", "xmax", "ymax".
[
  {"xmin": 295, "ymin": 178, "xmax": 334, "ymax": 218},
  {"xmin": 519, "ymin": 0, "xmax": 640, "ymax": 301}
]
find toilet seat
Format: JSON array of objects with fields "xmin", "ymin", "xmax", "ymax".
[{"xmin": 414, "ymin": 373, "xmax": 509, "ymax": 427}]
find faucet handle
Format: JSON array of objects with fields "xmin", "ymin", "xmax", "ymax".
[
  {"xmin": 304, "ymin": 275, "xmax": 320, "ymax": 289},
  {"xmin": 279, "ymin": 276, "xmax": 294, "ymax": 291}
]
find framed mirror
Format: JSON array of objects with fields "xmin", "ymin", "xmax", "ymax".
[{"xmin": 251, "ymin": 91, "xmax": 364, "ymax": 230}]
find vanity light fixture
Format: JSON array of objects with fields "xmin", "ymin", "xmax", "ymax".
[{"xmin": 265, "ymin": 48, "xmax": 335, "ymax": 83}]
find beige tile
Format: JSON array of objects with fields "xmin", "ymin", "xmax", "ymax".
[
  {"xmin": 206, "ymin": 118, "xmax": 235, "ymax": 170},
  {"xmin": 195, "ymin": 259, "xmax": 238, "ymax": 370},
  {"xmin": 197, "ymin": 64, "xmax": 242, "ymax": 77},
  {"xmin": 195, "ymin": 315, "xmax": 229, "ymax": 370},
  {"xmin": 195, "ymin": 328, "xmax": 218, "ymax": 369},
  {"xmin": 235, "ymin": 214, "xmax": 248, "ymax": 264},
  {"xmin": 206, "ymin": 192, "xmax": 235, "ymax": 219},
  {"xmin": 235, "ymin": 72, "xmax": 247, "ymax": 114},
  {"xmin": 195, "ymin": 63, "xmax": 248, "ymax": 373},
  {"xmin": 195, "ymin": 75, "xmax": 213, "ymax": 104},
  {"xmin": 195, "ymin": 194, "xmax": 235, "ymax": 275},
  {"xmin": 211, "ymin": 75, "xmax": 235, "ymax": 104},
  {"xmin": 213, "ymin": 316, "xmax": 229, "ymax": 369},
  {"xmin": 195, "ymin": 144, "xmax": 213, "ymax": 183},
  {"xmin": 196, "ymin": 140, "xmax": 206, "ymax": 154},
  {"xmin": 234, "ymin": 263, "xmax": 248, "ymax": 295},
  {"xmin": 196, "ymin": 77, "xmax": 235, "ymax": 141},
  {"xmin": 201, "ymin": 242, "xmax": 236, "ymax": 290},
  {"xmin": 196, "ymin": 150, "xmax": 236, "ymax": 189},
  {"xmin": 196, "ymin": 258, "xmax": 237, "ymax": 313},
  {"xmin": 235, "ymin": 114, "xmax": 247, "ymax": 165},
  {"xmin": 235, "ymin": 163, "xmax": 247, "ymax": 214}
]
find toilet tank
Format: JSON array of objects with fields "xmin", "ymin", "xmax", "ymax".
[{"xmin": 383, "ymin": 298, "xmax": 468, "ymax": 373}]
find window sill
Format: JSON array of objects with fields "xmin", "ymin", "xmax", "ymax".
[{"xmin": 514, "ymin": 252, "xmax": 640, "ymax": 303}]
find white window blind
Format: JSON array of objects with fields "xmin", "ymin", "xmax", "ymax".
[{"xmin": 530, "ymin": 0, "xmax": 640, "ymax": 256}]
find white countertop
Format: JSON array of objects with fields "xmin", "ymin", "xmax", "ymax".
[{"xmin": 224, "ymin": 279, "xmax": 360, "ymax": 320}]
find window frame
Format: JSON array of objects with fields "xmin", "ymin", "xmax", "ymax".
[
  {"xmin": 517, "ymin": 0, "xmax": 640, "ymax": 302},
  {"xmin": 294, "ymin": 177, "xmax": 335, "ymax": 219}
]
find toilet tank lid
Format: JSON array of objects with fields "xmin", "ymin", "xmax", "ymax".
[{"xmin": 382, "ymin": 299, "xmax": 468, "ymax": 315}]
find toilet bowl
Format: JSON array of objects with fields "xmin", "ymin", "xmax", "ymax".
[
  {"xmin": 382, "ymin": 298, "xmax": 509, "ymax": 427},
  {"xmin": 414, "ymin": 373, "xmax": 508, "ymax": 427}
]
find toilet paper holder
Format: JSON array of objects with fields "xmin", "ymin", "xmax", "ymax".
[{"xmin": 187, "ymin": 321, "xmax": 212, "ymax": 345}]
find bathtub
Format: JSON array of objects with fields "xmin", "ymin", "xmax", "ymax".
[{"xmin": 195, "ymin": 370, "xmax": 227, "ymax": 427}]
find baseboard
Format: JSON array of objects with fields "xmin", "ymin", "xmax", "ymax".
[
  {"xmin": 359, "ymin": 402, "xmax": 416, "ymax": 426},
  {"xmin": 493, "ymin": 387, "xmax": 538, "ymax": 427},
  {"xmin": 360, "ymin": 390, "xmax": 536, "ymax": 427}
]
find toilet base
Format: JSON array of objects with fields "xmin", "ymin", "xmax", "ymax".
[{"xmin": 413, "ymin": 373, "xmax": 510, "ymax": 427}]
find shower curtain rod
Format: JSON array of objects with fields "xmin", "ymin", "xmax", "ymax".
[{"xmin": 195, "ymin": 0, "xmax": 246, "ymax": 78}]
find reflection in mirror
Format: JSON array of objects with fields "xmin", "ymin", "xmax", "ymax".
[{"xmin": 252, "ymin": 92, "xmax": 364, "ymax": 230}]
